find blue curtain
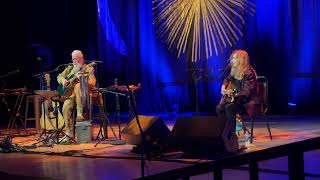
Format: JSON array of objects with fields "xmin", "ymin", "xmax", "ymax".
[{"xmin": 97, "ymin": 0, "xmax": 320, "ymax": 114}]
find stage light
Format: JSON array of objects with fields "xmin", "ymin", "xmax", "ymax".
[
  {"xmin": 288, "ymin": 102, "xmax": 297, "ymax": 107},
  {"xmin": 153, "ymin": 0, "xmax": 255, "ymax": 61}
]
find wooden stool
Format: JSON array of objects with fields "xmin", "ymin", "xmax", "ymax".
[{"xmin": 24, "ymin": 95, "xmax": 41, "ymax": 132}]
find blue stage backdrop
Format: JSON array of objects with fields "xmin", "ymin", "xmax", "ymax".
[{"xmin": 96, "ymin": 0, "xmax": 320, "ymax": 114}]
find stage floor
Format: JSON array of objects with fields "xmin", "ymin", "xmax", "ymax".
[{"xmin": 0, "ymin": 115, "xmax": 320, "ymax": 180}]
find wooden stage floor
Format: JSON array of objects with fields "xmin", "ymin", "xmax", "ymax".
[{"xmin": 0, "ymin": 115, "xmax": 320, "ymax": 180}]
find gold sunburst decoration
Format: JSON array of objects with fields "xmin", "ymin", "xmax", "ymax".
[{"xmin": 153, "ymin": 0, "xmax": 255, "ymax": 61}]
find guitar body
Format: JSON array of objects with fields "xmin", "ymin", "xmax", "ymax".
[
  {"xmin": 57, "ymin": 62, "xmax": 95, "ymax": 101},
  {"xmin": 57, "ymin": 84, "xmax": 75, "ymax": 101},
  {"xmin": 223, "ymin": 80, "xmax": 237, "ymax": 104},
  {"xmin": 222, "ymin": 80, "xmax": 248, "ymax": 104},
  {"xmin": 40, "ymin": 101, "xmax": 64, "ymax": 130}
]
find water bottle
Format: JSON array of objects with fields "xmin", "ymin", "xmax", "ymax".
[{"xmin": 245, "ymin": 131, "xmax": 251, "ymax": 147}]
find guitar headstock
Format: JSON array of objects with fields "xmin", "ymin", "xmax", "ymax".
[
  {"xmin": 87, "ymin": 61, "xmax": 96, "ymax": 67},
  {"xmin": 44, "ymin": 73, "xmax": 51, "ymax": 90}
]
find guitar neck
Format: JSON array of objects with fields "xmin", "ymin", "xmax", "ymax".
[
  {"xmin": 45, "ymin": 73, "xmax": 51, "ymax": 91},
  {"xmin": 68, "ymin": 74, "xmax": 78, "ymax": 84},
  {"xmin": 66, "ymin": 63, "xmax": 93, "ymax": 84}
]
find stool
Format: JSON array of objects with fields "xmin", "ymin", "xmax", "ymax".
[{"xmin": 24, "ymin": 95, "xmax": 41, "ymax": 132}]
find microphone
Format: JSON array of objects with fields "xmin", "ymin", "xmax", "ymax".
[
  {"xmin": 88, "ymin": 61, "xmax": 97, "ymax": 66},
  {"xmin": 114, "ymin": 78, "xmax": 118, "ymax": 87},
  {"xmin": 218, "ymin": 64, "xmax": 231, "ymax": 71},
  {"xmin": 85, "ymin": 60, "xmax": 103, "ymax": 64},
  {"xmin": 63, "ymin": 63, "xmax": 73, "ymax": 66},
  {"xmin": 7, "ymin": 69, "xmax": 20, "ymax": 75},
  {"xmin": 53, "ymin": 63, "xmax": 73, "ymax": 71}
]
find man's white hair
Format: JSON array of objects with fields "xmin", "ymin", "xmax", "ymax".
[{"xmin": 71, "ymin": 50, "xmax": 84, "ymax": 59}]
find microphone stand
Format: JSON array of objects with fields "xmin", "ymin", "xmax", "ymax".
[
  {"xmin": 115, "ymin": 91, "xmax": 121, "ymax": 140},
  {"xmin": 94, "ymin": 88, "xmax": 126, "ymax": 146},
  {"xmin": 0, "ymin": 70, "xmax": 20, "ymax": 79},
  {"xmin": 33, "ymin": 64, "xmax": 70, "ymax": 79},
  {"xmin": 91, "ymin": 60, "xmax": 105, "ymax": 139},
  {"xmin": 188, "ymin": 67, "xmax": 203, "ymax": 115},
  {"xmin": 127, "ymin": 85, "xmax": 147, "ymax": 178},
  {"xmin": 113, "ymin": 78, "xmax": 123, "ymax": 140}
]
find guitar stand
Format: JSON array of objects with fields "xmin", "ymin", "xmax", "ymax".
[
  {"xmin": 36, "ymin": 97, "xmax": 50, "ymax": 142},
  {"xmin": 35, "ymin": 97, "xmax": 76, "ymax": 147},
  {"xmin": 94, "ymin": 89, "xmax": 125, "ymax": 147},
  {"xmin": 50, "ymin": 97, "xmax": 76, "ymax": 144},
  {"xmin": 94, "ymin": 114, "xmax": 125, "ymax": 146},
  {"xmin": 34, "ymin": 97, "xmax": 56, "ymax": 147}
]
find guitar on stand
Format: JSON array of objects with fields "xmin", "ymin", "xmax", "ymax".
[
  {"xmin": 35, "ymin": 73, "xmax": 65, "ymax": 146},
  {"xmin": 39, "ymin": 73, "xmax": 64, "ymax": 130}
]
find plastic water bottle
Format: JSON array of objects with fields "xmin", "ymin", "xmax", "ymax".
[{"xmin": 245, "ymin": 131, "xmax": 251, "ymax": 147}]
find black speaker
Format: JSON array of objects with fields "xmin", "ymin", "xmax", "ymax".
[
  {"xmin": 168, "ymin": 116, "xmax": 239, "ymax": 153},
  {"xmin": 121, "ymin": 116, "xmax": 171, "ymax": 145}
]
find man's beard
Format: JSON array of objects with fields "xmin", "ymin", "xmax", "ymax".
[{"xmin": 74, "ymin": 63, "xmax": 81, "ymax": 72}]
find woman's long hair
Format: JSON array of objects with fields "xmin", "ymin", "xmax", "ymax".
[{"xmin": 229, "ymin": 50, "xmax": 251, "ymax": 79}]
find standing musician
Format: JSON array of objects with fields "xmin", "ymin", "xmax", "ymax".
[
  {"xmin": 57, "ymin": 50, "xmax": 96, "ymax": 140},
  {"xmin": 216, "ymin": 49, "xmax": 257, "ymax": 134}
]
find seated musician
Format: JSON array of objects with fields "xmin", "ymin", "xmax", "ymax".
[
  {"xmin": 57, "ymin": 50, "xmax": 96, "ymax": 140},
  {"xmin": 216, "ymin": 49, "xmax": 257, "ymax": 134}
]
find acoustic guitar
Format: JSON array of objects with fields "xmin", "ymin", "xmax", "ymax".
[
  {"xmin": 40, "ymin": 73, "xmax": 64, "ymax": 130},
  {"xmin": 57, "ymin": 62, "xmax": 95, "ymax": 101},
  {"xmin": 223, "ymin": 79, "xmax": 249, "ymax": 104},
  {"xmin": 222, "ymin": 80, "xmax": 238, "ymax": 104}
]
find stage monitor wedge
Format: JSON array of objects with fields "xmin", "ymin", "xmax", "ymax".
[
  {"xmin": 168, "ymin": 116, "xmax": 239, "ymax": 154},
  {"xmin": 121, "ymin": 116, "xmax": 170, "ymax": 145}
]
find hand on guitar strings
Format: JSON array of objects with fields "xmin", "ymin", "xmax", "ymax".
[
  {"xmin": 62, "ymin": 78, "xmax": 70, "ymax": 87},
  {"xmin": 222, "ymin": 89, "xmax": 236, "ymax": 96}
]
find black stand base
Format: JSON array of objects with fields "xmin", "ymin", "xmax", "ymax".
[
  {"xmin": 94, "ymin": 115, "xmax": 126, "ymax": 147},
  {"xmin": 35, "ymin": 128, "xmax": 76, "ymax": 147},
  {"xmin": 95, "ymin": 138, "xmax": 126, "ymax": 146}
]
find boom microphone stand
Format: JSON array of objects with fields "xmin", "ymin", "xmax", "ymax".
[
  {"xmin": 114, "ymin": 79, "xmax": 122, "ymax": 139},
  {"xmin": 127, "ymin": 85, "xmax": 147, "ymax": 178},
  {"xmin": 94, "ymin": 88, "xmax": 126, "ymax": 146}
]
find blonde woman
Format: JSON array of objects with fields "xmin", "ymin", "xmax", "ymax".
[{"xmin": 216, "ymin": 50, "xmax": 257, "ymax": 134}]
